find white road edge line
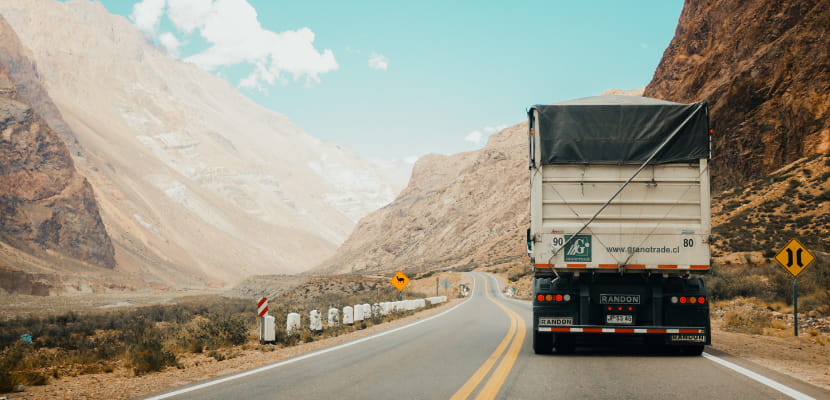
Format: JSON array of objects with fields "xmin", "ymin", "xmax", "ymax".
[
  {"xmin": 702, "ymin": 352, "xmax": 815, "ymax": 400},
  {"xmin": 145, "ymin": 280, "xmax": 476, "ymax": 400}
]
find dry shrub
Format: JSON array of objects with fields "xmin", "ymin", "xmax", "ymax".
[
  {"xmin": 0, "ymin": 342, "xmax": 50, "ymax": 392},
  {"xmin": 720, "ymin": 298, "xmax": 773, "ymax": 334}
]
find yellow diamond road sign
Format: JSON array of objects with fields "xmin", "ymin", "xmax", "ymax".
[
  {"xmin": 774, "ymin": 239, "xmax": 815, "ymax": 278},
  {"xmin": 390, "ymin": 271, "xmax": 410, "ymax": 291}
]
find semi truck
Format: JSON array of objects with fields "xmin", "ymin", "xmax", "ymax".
[{"xmin": 527, "ymin": 95, "xmax": 711, "ymax": 355}]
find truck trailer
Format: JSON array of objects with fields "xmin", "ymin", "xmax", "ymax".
[{"xmin": 527, "ymin": 95, "xmax": 711, "ymax": 355}]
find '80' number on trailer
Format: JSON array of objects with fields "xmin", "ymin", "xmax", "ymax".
[{"xmin": 683, "ymin": 238, "xmax": 695, "ymax": 248}]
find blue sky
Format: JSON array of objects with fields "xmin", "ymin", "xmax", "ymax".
[{"xmin": 92, "ymin": 0, "xmax": 683, "ymax": 162}]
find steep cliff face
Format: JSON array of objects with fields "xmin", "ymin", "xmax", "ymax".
[
  {"xmin": 314, "ymin": 124, "xmax": 529, "ymax": 275},
  {"xmin": 0, "ymin": 55, "xmax": 115, "ymax": 271},
  {"xmin": 645, "ymin": 0, "xmax": 830, "ymax": 190}
]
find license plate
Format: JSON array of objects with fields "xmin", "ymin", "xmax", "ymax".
[
  {"xmin": 606, "ymin": 314, "xmax": 633, "ymax": 324},
  {"xmin": 539, "ymin": 317, "xmax": 573, "ymax": 326},
  {"xmin": 670, "ymin": 334, "xmax": 706, "ymax": 343}
]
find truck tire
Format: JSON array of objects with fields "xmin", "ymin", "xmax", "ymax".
[
  {"xmin": 533, "ymin": 332, "xmax": 553, "ymax": 354},
  {"xmin": 683, "ymin": 345, "xmax": 704, "ymax": 356},
  {"xmin": 554, "ymin": 334, "xmax": 575, "ymax": 354}
]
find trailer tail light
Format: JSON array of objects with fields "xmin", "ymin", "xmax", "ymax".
[
  {"xmin": 670, "ymin": 296, "xmax": 705, "ymax": 305},
  {"xmin": 536, "ymin": 293, "xmax": 572, "ymax": 302}
]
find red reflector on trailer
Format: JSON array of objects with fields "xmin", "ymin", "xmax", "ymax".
[
  {"xmin": 607, "ymin": 306, "xmax": 612, "ymax": 311},
  {"xmin": 679, "ymin": 297, "xmax": 687, "ymax": 304},
  {"xmin": 627, "ymin": 306, "xmax": 633, "ymax": 311},
  {"xmin": 555, "ymin": 294, "xmax": 563, "ymax": 302},
  {"xmin": 537, "ymin": 294, "xmax": 544, "ymax": 302},
  {"xmin": 698, "ymin": 297, "xmax": 706, "ymax": 304}
]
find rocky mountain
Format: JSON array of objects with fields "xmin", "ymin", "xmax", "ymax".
[
  {"xmin": 0, "ymin": 22, "xmax": 116, "ymax": 294},
  {"xmin": 314, "ymin": 123, "xmax": 529, "ymax": 275},
  {"xmin": 0, "ymin": 0, "xmax": 408, "ymax": 286},
  {"xmin": 711, "ymin": 152, "xmax": 830, "ymax": 258},
  {"xmin": 644, "ymin": 0, "xmax": 830, "ymax": 190}
]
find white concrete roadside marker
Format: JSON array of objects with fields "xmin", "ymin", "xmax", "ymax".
[
  {"xmin": 286, "ymin": 313, "xmax": 300, "ymax": 336},
  {"xmin": 262, "ymin": 315, "xmax": 276, "ymax": 343},
  {"xmin": 362, "ymin": 304, "xmax": 372, "ymax": 319},
  {"xmin": 702, "ymin": 353, "xmax": 815, "ymax": 400},
  {"xmin": 353, "ymin": 304, "xmax": 364, "ymax": 322},
  {"xmin": 309, "ymin": 310, "xmax": 322, "ymax": 332},
  {"xmin": 328, "ymin": 307, "xmax": 340, "ymax": 327},
  {"xmin": 343, "ymin": 306, "xmax": 354, "ymax": 325},
  {"xmin": 415, "ymin": 299, "xmax": 426, "ymax": 309}
]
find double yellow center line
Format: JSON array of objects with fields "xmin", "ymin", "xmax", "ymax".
[{"xmin": 450, "ymin": 275, "xmax": 526, "ymax": 400}]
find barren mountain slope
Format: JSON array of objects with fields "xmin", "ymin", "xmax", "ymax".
[
  {"xmin": 711, "ymin": 152, "xmax": 830, "ymax": 256},
  {"xmin": 645, "ymin": 0, "xmax": 830, "ymax": 190},
  {"xmin": 0, "ymin": 31, "xmax": 116, "ymax": 293},
  {"xmin": 314, "ymin": 123, "xmax": 529, "ymax": 275},
  {"xmin": 0, "ymin": 0, "xmax": 408, "ymax": 285}
]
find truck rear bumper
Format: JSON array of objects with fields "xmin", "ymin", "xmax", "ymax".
[
  {"xmin": 537, "ymin": 325, "xmax": 709, "ymax": 345},
  {"xmin": 538, "ymin": 326, "xmax": 704, "ymax": 334}
]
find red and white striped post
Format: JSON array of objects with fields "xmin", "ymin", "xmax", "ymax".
[{"xmin": 257, "ymin": 297, "xmax": 268, "ymax": 343}]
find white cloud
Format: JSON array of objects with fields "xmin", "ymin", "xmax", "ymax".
[
  {"xmin": 131, "ymin": 0, "xmax": 166, "ymax": 34},
  {"xmin": 131, "ymin": 0, "xmax": 338, "ymax": 88},
  {"xmin": 465, "ymin": 125, "xmax": 508, "ymax": 146},
  {"xmin": 483, "ymin": 125, "xmax": 508, "ymax": 134},
  {"xmin": 166, "ymin": 0, "xmax": 213, "ymax": 34},
  {"xmin": 368, "ymin": 53, "xmax": 389, "ymax": 71},
  {"xmin": 464, "ymin": 130, "xmax": 483, "ymax": 145},
  {"xmin": 158, "ymin": 32, "xmax": 181, "ymax": 56}
]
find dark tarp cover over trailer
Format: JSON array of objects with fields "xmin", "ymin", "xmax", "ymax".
[{"xmin": 531, "ymin": 95, "xmax": 709, "ymax": 165}]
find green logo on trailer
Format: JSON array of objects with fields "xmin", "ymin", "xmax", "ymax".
[{"xmin": 564, "ymin": 235, "xmax": 592, "ymax": 262}]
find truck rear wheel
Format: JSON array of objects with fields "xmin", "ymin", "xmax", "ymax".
[
  {"xmin": 682, "ymin": 345, "xmax": 704, "ymax": 356},
  {"xmin": 555, "ymin": 334, "xmax": 575, "ymax": 354},
  {"xmin": 533, "ymin": 332, "xmax": 553, "ymax": 354}
]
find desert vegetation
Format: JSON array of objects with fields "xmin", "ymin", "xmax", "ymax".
[
  {"xmin": 706, "ymin": 253, "xmax": 830, "ymax": 338},
  {"xmin": 0, "ymin": 276, "xmax": 434, "ymax": 393}
]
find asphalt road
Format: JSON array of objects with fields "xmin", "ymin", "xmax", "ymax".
[{"xmin": 143, "ymin": 273, "xmax": 830, "ymax": 400}]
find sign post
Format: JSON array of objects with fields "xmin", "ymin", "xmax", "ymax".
[
  {"xmin": 390, "ymin": 271, "xmax": 410, "ymax": 300},
  {"xmin": 773, "ymin": 239, "xmax": 815, "ymax": 337},
  {"xmin": 257, "ymin": 297, "xmax": 269, "ymax": 343}
]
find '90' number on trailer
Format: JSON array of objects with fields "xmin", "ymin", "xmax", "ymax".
[{"xmin": 551, "ymin": 235, "xmax": 565, "ymax": 251}]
